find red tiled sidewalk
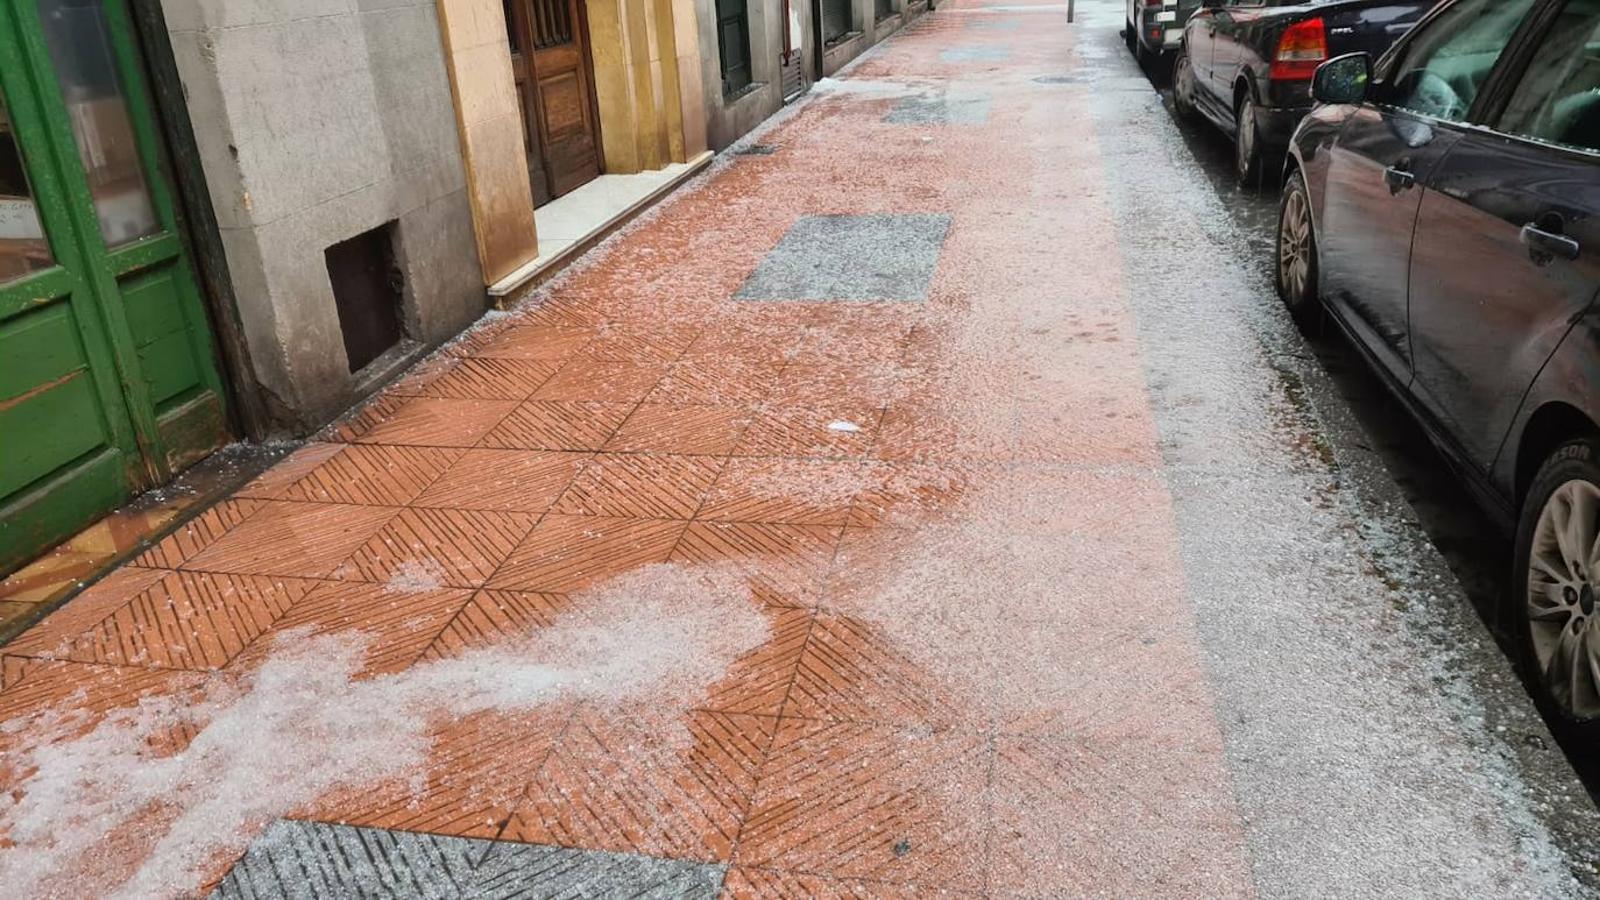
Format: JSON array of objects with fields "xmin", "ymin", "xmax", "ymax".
[{"xmin": 0, "ymin": 2, "xmax": 1255, "ymax": 896}]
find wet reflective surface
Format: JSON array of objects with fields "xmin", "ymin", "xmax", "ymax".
[
  {"xmin": 1146, "ymin": 17, "xmax": 1600, "ymax": 801},
  {"xmin": 0, "ymin": 1, "xmax": 1596, "ymax": 895}
]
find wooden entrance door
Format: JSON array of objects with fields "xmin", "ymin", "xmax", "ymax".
[
  {"xmin": 779, "ymin": 0, "xmax": 803, "ymax": 101},
  {"xmin": 504, "ymin": 0, "xmax": 603, "ymax": 207},
  {"xmin": 0, "ymin": 0, "xmax": 230, "ymax": 572}
]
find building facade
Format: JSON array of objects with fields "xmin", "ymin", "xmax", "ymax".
[
  {"xmin": 698, "ymin": 0, "xmax": 930, "ymax": 149},
  {"xmin": 0, "ymin": 0, "xmax": 927, "ymax": 571}
]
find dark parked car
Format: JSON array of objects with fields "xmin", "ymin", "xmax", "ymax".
[
  {"xmin": 1127, "ymin": 0, "xmax": 1202, "ymax": 72},
  {"xmin": 1173, "ymin": 0, "xmax": 1434, "ymax": 182},
  {"xmin": 1278, "ymin": 0, "xmax": 1600, "ymax": 731}
]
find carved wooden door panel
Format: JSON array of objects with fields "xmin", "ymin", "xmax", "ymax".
[{"xmin": 505, "ymin": 0, "xmax": 602, "ymax": 205}]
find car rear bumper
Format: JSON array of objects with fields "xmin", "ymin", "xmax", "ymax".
[
  {"xmin": 1136, "ymin": 8, "xmax": 1186, "ymax": 51},
  {"xmin": 1255, "ymin": 103, "xmax": 1312, "ymax": 150}
]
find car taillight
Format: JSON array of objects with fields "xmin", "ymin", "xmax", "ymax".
[
  {"xmin": 1143, "ymin": 0, "xmax": 1162, "ymax": 6},
  {"xmin": 1270, "ymin": 17, "xmax": 1327, "ymax": 81}
]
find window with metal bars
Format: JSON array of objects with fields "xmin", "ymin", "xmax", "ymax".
[
  {"xmin": 716, "ymin": 0, "xmax": 753, "ymax": 95},
  {"xmin": 823, "ymin": 0, "xmax": 853, "ymax": 45},
  {"xmin": 530, "ymin": 0, "xmax": 573, "ymax": 49},
  {"xmin": 875, "ymin": 0, "xmax": 893, "ymax": 22}
]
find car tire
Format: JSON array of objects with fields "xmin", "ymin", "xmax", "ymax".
[
  {"xmin": 1512, "ymin": 438, "xmax": 1600, "ymax": 739},
  {"xmin": 1135, "ymin": 35, "xmax": 1152, "ymax": 72},
  {"xmin": 1275, "ymin": 170, "xmax": 1322, "ymax": 334},
  {"xmin": 1235, "ymin": 93, "xmax": 1263, "ymax": 186},
  {"xmin": 1126, "ymin": 18, "xmax": 1136, "ymax": 52},
  {"xmin": 1172, "ymin": 51, "xmax": 1198, "ymax": 121}
]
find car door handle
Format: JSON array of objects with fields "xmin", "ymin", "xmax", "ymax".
[
  {"xmin": 1383, "ymin": 165, "xmax": 1415, "ymax": 194},
  {"xmin": 1521, "ymin": 224, "xmax": 1580, "ymax": 263}
]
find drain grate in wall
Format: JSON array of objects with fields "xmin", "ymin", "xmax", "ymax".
[
  {"xmin": 325, "ymin": 222, "xmax": 405, "ymax": 373},
  {"xmin": 735, "ymin": 144, "xmax": 780, "ymax": 156}
]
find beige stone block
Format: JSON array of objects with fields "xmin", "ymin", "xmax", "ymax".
[
  {"xmin": 581, "ymin": 0, "xmax": 706, "ymax": 173},
  {"xmin": 453, "ymin": 41, "xmax": 519, "ymax": 127},
  {"xmin": 676, "ymin": 49, "xmax": 707, "ymax": 158},
  {"xmin": 625, "ymin": 0, "xmax": 660, "ymax": 170},
  {"xmin": 647, "ymin": 58, "xmax": 670, "ymax": 165},
  {"xmin": 588, "ymin": 0, "xmax": 641, "ymax": 173},
  {"xmin": 462, "ymin": 113, "xmax": 538, "ymax": 283},
  {"xmin": 670, "ymin": 0, "xmax": 698, "ymax": 49},
  {"xmin": 438, "ymin": 0, "xmax": 509, "ymax": 51},
  {"xmin": 654, "ymin": 0, "xmax": 685, "ymax": 163},
  {"xmin": 642, "ymin": 0, "xmax": 663, "ymax": 63}
]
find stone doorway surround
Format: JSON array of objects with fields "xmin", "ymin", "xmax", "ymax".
[
  {"xmin": 434, "ymin": 0, "xmax": 709, "ymax": 290},
  {"xmin": 489, "ymin": 151, "xmax": 715, "ymax": 301}
]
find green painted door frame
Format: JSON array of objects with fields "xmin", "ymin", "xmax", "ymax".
[{"xmin": 0, "ymin": 0, "xmax": 231, "ymax": 573}]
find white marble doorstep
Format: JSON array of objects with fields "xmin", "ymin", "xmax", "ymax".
[{"xmin": 489, "ymin": 153, "xmax": 710, "ymax": 298}]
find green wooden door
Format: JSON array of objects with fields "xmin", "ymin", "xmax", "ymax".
[{"xmin": 0, "ymin": 0, "xmax": 230, "ymax": 573}]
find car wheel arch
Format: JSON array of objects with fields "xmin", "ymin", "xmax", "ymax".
[
  {"xmin": 1233, "ymin": 74, "xmax": 1257, "ymax": 115},
  {"xmin": 1514, "ymin": 402, "xmax": 1600, "ymax": 505},
  {"xmin": 1288, "ymin": 154, "xmax": 1326, "ymax": 258},
  {"xmin": 1282, "ymin": 151, "xmax": 1303, "ymax": 195}
]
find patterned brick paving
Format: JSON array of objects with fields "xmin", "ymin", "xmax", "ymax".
[{"xmin": 0, "ymin": 3, "xmax": 1256, "ymax": 896}]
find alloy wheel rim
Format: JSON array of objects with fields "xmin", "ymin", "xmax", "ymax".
[
  {"xmin": 1176, "ymin": 57, "xmax": 1192, "ymax": 108},
  {"xmin": 1527, "ymin": 478, "xmax": 1600, "ymax": 720},
  {"xmin": 1279, "ymin": 188, "xmax": 1310, "ymax": 299}
]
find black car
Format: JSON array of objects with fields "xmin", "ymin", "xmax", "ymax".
[
  {"xmin": 1127, "ymin": 0, "xmax": 1202, "ymax": 72},
  {"xmin": 1278, "ymin": 0, "xmax": 1600, "ymax": 731},
  {"xmin": 1173, "ymin": 0, "xmax": 1434, "ymax": 183}
]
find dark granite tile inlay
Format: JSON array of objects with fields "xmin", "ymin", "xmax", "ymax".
[
  {"xmin": 884, "ymin": 93, "xmax": 991, "ymax": 125},
  {"xmin": 210, "ymin": 820, "xmax": 725, "ymax": 899},
  {"xmin": 966, "ymin": 18, "xmax": 1022, "ymax": 30},
  {"xmin": 734, "ymin": 213, "xmax": 952, "ymax": 303},
  {"xmin": 940, "ymin": 46, "xmax": 1012, "ymax": 63}
]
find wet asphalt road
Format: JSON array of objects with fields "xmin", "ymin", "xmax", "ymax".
[{"xmin": 1127, "ymin": 46, "xmax": 1600, "ymax": 800}]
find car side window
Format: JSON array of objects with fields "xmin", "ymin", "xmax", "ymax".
[
  {"xmin": 1382, "ymin": 0, "xmax": 1538, "ymax": 122},
  {"xmin": 1498, "ymin": 0, "xmax": 1600, "ymax": 152}
]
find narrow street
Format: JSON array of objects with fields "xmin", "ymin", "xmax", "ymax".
[{"xmin": 2, "ymin": 0, "xmax": 1597, "ymax": 896}]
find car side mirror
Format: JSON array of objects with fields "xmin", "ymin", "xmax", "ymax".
[{"xmin": 1312, "ymin": 53, "xmax": 1372, "ymax": 105}]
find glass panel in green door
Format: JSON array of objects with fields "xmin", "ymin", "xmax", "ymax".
[
  {"xmin": 37, "ymin": 0, "xmax": 160, "ymax": 246},
  {"xmin": 0, "ymin": 57, "xmax": 142, "ymax": 574},
  {"xmin": 29, "ymin": 0, "xmax": 232, "ymax": 477},
  {"xmin": 0, "ymin": 0, "xmax": 231, "ymax": 574},
  {"xmin": 0, "ymin": 101, "xmax": 52, "ymax": 281}
]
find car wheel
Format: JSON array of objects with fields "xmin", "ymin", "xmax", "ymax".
[
  {"xmin": 1126, "ymin": 18, "xmax": 1136, "ymax": 52},
  {"xmin": 1235, "ymin": 93, "xmax": 1263, "ymax": 186},
  {"xmin": 1135, "ymin": 35, "xmax": 1152, "ymax": 72},
  {"xmin": 1275, "ymin": 170, "xmax": 1321, "ymax": 334},
  {"xmin": 1172, "ymin": 51, "xmax": 1198, "ymax": 120},
  {"xmin": 1513, "ymin": 437, "xmax": 1600, "ymax": 737}
]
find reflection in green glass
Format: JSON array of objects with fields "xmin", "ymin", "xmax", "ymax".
[
  {"xmin": 38, "ymin": 0, "xmax": 160, "ymax": 247},
  {"xmin": 0, "ymin": 95, "xmax": 52, "ymax": 285}
]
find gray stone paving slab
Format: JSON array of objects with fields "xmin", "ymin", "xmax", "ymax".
[
  {"xmin": 940, "ymin": 46, "xmax": 1011, "ymax": 63},
  {"xmin": 474, "ymin": 841, "xmax": 725, "ymax": 898},
  {"xmin": 884, "ymin": 93, "xmax": 992, "ymax": 125},
  {"xmin": 1072, "ymin": 0, "xmax": 1600, "ymax": 892},
  {"xmin": 734, "ymin": 213, "xmax": 951, "ymax": 303},
  {"xmin": 210, "ymin": 820, "xmax": 726, "ymax": 899}
]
